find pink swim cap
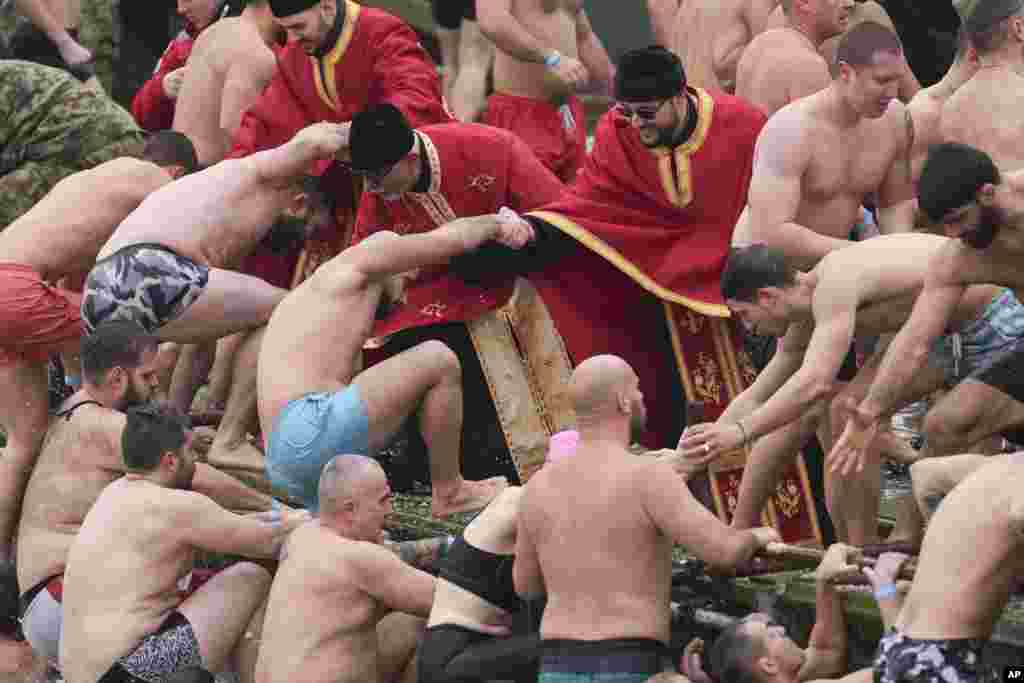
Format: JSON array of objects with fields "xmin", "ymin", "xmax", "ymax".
[{"xmin": 546, "ymin": 430, "xmax": 580, "ymax": 464}]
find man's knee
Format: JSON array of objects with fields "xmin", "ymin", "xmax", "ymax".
[
  {"xmin": 910, "ymin": 459, "xmax": 947, "ymax": 506},
  {"xmin": 922, "ymin": 404, "xmax": 970, "ymax": 450},
  {"xmin": 418, "ymin": 340, "xmax": 461, "ymax": 378},
  {"xmin": 221, "ymin": 561, "xmax": 273, "ymax": 595}
]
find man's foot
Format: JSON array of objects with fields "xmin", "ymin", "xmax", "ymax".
[
  {"xmin": 431, "ymin": 476, "xmax": 508, "ymax": 518},
  {"xmin": 206, "ymin": 438, "xmax": 266, "ymax": 474}
]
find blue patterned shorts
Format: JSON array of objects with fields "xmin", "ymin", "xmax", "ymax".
[
  {"xmin": 930, "ymin": 289, "xmax": 1024, "ymax": 383},
  {"xmin": 873, "ymin": 629, "xmax": 983, "ymax": 683}
]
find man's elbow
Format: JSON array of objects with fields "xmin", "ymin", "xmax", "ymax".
[{"xmin": 707, "ymin": 529, "xmax": 758, "ymax": 570}]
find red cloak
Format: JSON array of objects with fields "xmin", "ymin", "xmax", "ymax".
[
  {"xmin": 229, "ymin": 0, "xmax": 453, "ymax": 288},
  {"xmin": 354, "ymin": 122, "xmax": 564, "ymax": 338},
  {"xmin": 526, "ymin": 88, "xmax": 766, "ymax": 448}
]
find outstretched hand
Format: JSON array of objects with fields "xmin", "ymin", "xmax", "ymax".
[
  {"xmin": 295, "ymin": 121, "xmax": 351, "ymax": 159},
  {"xmin": 814, "ymin": 543, "xmax": 858, "ymax": 583},
  {"xmin": 828, "ymin": 402, "xmax": 879, "ymax": 477},
  {"xmin": 494, "ymin": 207, "xmax": 535, "ymax": 248},
  {"xmin": 676, "ymin": 421, "xmax": 744, "ymax": 465}
]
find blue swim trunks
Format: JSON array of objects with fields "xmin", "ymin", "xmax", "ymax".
[
  {"xmin": 265, "ymin": 386, "xmax": 370, "ymax": 511},
  {"xmin": 538, "ymin": 639, "xmax": 676, "ymax": 683},
  {"xmin": 930, "ymin": 288, "xmax": 1024, "ymax": 383}
]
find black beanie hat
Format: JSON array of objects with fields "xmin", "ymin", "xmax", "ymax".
[
  {"xmin": 269, "ymin": 0, "xmax": 319, "ymax": 18},
  {"xmin": 349, "ymin": 104, "xmax": 416, "ymax": 173},
  {"xmin": 614, "ymin": 46, "xmax": 686, "ymax": 102}
]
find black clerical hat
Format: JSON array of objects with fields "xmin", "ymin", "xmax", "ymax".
[
  {"xmin": 349, "ymin": 104, "xmax": 416, "ymax": 173},
  {"xmin": 614, "ymin": 46, "xmax": 686, "ymax": 102},
  {"xmin": 269, "ymin": 0, "xmax": 319, "ymax": 18}
]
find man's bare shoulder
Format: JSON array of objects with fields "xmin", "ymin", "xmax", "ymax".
[
  {"xmin": 46, "ymin": 403, "xmax": 126, "ymax": 467},
  {"xmin": 926, "ymin": 238, "xmax": 977, "ymax": 286},
  {"xmin": 754, "ymin": 102, "xmax": 815, "ymax": 161}
]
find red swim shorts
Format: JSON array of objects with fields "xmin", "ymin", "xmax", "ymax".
[
  {"xmin": 0, "ymin": 263, "xmax": 83, "ymax": 366},
  {"xmin": 483, "ymin": 92, "xmax": 585, "ymax": 183}
]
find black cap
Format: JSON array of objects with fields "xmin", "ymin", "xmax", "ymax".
[
  {"xmin": 349, "ymin": 104, "xmax": 416, "ymax": 173},
  {"xmin": 269, "ymin": 0, "xmax": 319, "ymax": 17},
  {"xmin": 614, "ymin": 46, "xmax": 686, "ymax": 102}
]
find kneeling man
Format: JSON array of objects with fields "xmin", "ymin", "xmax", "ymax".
[
  {"xmin": 60, "ymin": 406, "xmax": 307, "ymax": 683},
  {"xmin": 258, "ymin": 215, "xmax": 531, "ymax": 516}
]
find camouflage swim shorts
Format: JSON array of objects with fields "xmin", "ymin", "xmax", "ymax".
[{"xmin": 873, "ymin": 628, "xmax": 984, "ymax": 683}]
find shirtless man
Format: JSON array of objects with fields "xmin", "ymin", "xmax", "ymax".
[
  {"xmin": 871, "ymin": 458, "xmax": 1024, "ymax": 682},
  {"xmin": 477, "ymin": 0, "xmax": 615, "ymax": 181},
  {"xmin": 941, "ymin": 0, "xmax": 1024, "ymax": 170},
  {"xmin": 731, "ymin": 20, "xmax": 916, "ymax": 270},
  {"xmin": 906, "ymin": 27, "xmax": 977, "ymax": 185},
  {"xmin": 706, "ymin": 544, "xmax": 887, "ymax": 683},
  {"xmin": 81, "ymin": 122, "xmax": 347, "ymax": 475},
  {"xmin": 0, "ymin": 131, "xmax": 195, "ymax": 567},
  {"xmin": 173, "ymin": 0, "xmax": 279, "ymax": 167},
  {"xmin": 679, "ymin": 238, "xmax": 1020, "ymax": 544},
  {"xmin": 255, "ymin": 454, "xmax": 437, "ymax": 683},
  {"xmin": 258, "ymin": 215, "xmax": 528, "ymax": 517},
  {"xmin": 832, "ymin": 144, "xmax": 1024, "ymax": 479},
  {"xmin": 736, "ymin": 0, "xmax": 854, "ymax": 117},
  {"xmin": 765, "ymin": 1, "xmax": 921, "ymax": 104},
  {"xmin": 515, "ymin": 355, "xmax": 779, "ymax": 682},
  {"xmin": 670, "ymin": 0, "xmax": 780, "ymax": 93},
  {"xmin": 16, "ymin": 321, "xmax": 277, "ymax": 668},
  {"xmin": 434, "ymin": 0, "xmax": 493, "ymax": 121},
  {"xmin": 60, "ymin": 406, "xmax": 307, "ymax": 683}
]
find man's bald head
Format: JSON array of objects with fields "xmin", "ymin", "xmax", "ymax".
[
  {"xmin": 569, "ymin": 355, "xmax": 637, "ymax": 419},
  {"xmin": 318, "ymin": 453, "xmax": 381, "ymax": 514}
]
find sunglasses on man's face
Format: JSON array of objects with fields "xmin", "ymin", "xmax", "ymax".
[
  {"xmin": 344, "ymin": 159, "xmax": 400, "ymax": 181},
  {"xmin": 616, "ymin": 99, "xmax": 671, "ymax": 122}
]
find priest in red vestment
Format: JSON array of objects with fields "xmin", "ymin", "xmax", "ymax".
[
  {"xmin": 229, "ymin": 0, "xmax": 454, "ymax": 289},
  {"xmin": 347, "ymin": 104, "xmax": 565, "ymax": 482},
  {"xmin": 452, "ymin": 47, "xmax": 825, "ymax": 543}
]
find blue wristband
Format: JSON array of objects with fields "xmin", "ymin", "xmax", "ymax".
[
  {"xmin": 270, "ymin": 499, "xmax": 281, "ymax": 526},
  {"xmin": 874, "ymin": 583, "xmax": 898, "ymax": 601},
  {"xmin": 544, "ymin": 51, "xmax": 562, "ymax": 68}
]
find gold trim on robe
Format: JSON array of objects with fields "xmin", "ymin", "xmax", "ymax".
[
  {"xmin": 312, "ymin": 0, "xmax": 361, "ymax": 112},
  {"xmin": 527, "ymin": 210, "xmax": 731, "ymax": 317},
  {"xmin": 651, "ymin": 88, "xmax": 715, "ymax": 208}
]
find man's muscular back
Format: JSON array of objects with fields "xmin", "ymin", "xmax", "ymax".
[
  {"xmin": 898, "ymin": 461, "xmax": 1024, "ymax": 639},
  {"xmin": 672, "ymin": 0, "xmax": 778, "ymax": 92},
  {"xmin": 173, "ymin": 18, "xmax": 277, "ymax": 166},
  {"xmin": 16, "ymin": 403, "xmax": 123, "ymax": 594},
  {"xmin": 942, "ymin": 69, "xmax": 1024, "ymax": 171},
  {"xmin": 99, "ymin": 158, "xmax": 289, "ymax": 268},
  {"xmin": 0, "ymin": 158, "xmax": 171, "ymax": 281},
  {"xmin": 490, "ymin": 0, "xmax": 583, "ymax": 99}
]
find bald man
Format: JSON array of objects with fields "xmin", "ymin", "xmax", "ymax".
[
  {"xmin": 255, "ymin": 454, "xmax": 437, "ymax": 683},
  {"xmin": 942, "ymin": 0, "xmax": 1024, "ymax": 170},
  {"xmin": 736, "ymin": 0, "xmax": 854, "ymax": 116},
  {"xmin": 670, "ymin": 0, "xmax": 780, "ymax": 93},
  {"xmin": 515, "ymin": 355, "xmax": 779, "ymax": 682}
]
